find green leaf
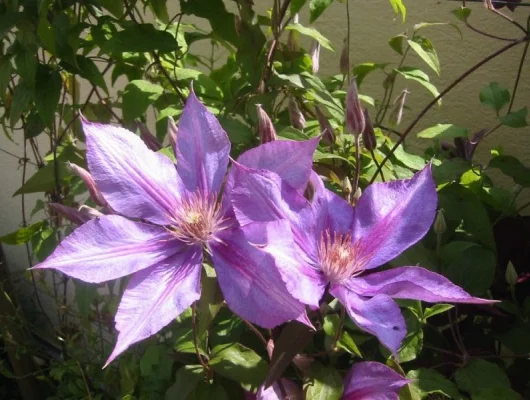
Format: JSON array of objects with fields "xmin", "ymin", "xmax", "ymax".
[
  {"xmin": 9, "ymin": 82, "xmax": 34, "ymax": 128},
  {"xmin": 413, "ymin": 22, "xmax": 462, "ymax": 39},
  {"xmin": 14, "ymin": 49, "xmax": 37, "ymax": 87},
  {"xmin": 323, "ymin": 314, "xmax": 362, "ymax": 357},
  {"xmin": 479, "ymin": 82, "xmax": 510, "ymax": 113},
  {"xmin": 140, "ymin": 345, "xmax": 161, "ymax": 377},
  {"xmin": 291, "ymin": 0, "xmax": 309, "ymax": 14},
  {"xmin": 432, "ymin": 158, "xmax": 471, "ymax": 185},
  {"xmin": 0, "ymin": 221, "xmax": 45, "ymax": 245},
  {"xmin": 31, "ymin": 227, "xmax": 57, "ymax": 262},
  {"xmin": 188, "ymin": 380, "xmax": 228, "ymax": 400},
  {"xmin": 500, "ymin": 107, "xmax": 528, "ymax": 128},
  {"xmin": 122, "ymin": 80, "xmax": 164, "ymax": 121},
  {"xmin": 452, "ymin": 7, "xmax": 472, "ymax": 22},
  {"xmin": 96, "ymin": 0, "xmax": 124, "ymax": 17},
  {"xmin": 210, "ymin": 343, "xmax": 268, "ymax": 391},
  {"xmin": 217, "ymin": 117, "xmax": 254, "ymax": 145},
  {"xmin": 423, "ymin": 304, "xmax": 454, "ymax": 320},
  {"xmin": 455, "ymin": 359, "xmax": 511, "ymax": 395},
  {"xmin": 408, "ymin": 37, "xmax": 440, "ymax": 76},
  {"xmin": 472, "ymin": 388, "xmax": 522, "ymax": 400},
  {"xmin": 304, "ymin": 362, "xmax": 343, "ymax": 400},
  {"xmin": 489, "ymin": 155, "xmax": 530, "ymax": 187},
  {"xmin": 392, "ymin": 144, "xmax": 426, "ymax": 170},
  {"xmin": 35, "ymin": 65, "xmax": 62, "ymax": 126},
  {"xmin": 396, "ymin": 67, "xmax": 441, "ymax": 103},
  {"xmin": 73, "ymin": 279, "xmax": 97, "ymax": 322},
  {"xmin": 0, "ymin": 12, "xmax": 23, "ymax": 39},
  {"xmin": 0, "ymin": 56, "xmax": 12, "ymax": 98},
  {"xmin": 389, "ymin": 0, "xmax": 407, "ymax": 22},
  {"xmin": 445, "ymin": 246, "xmax": 496, "ymax": 296},
  {"xmin": 195, "ymin": 265, "xmax": 223, "ymax": 342},
  {"xmin": 407, "ymin": 368, "xmax": 462, "ymax": 399},
  {"xmin": 398, "ymin": 309, "xmax": 423, "ymax": 363},
  {"xmin": 389, "ymin": 34, "xmax": 407, "ymax": 55},
  {"xmin": 72, "ymin": 56, "xmax": 108, "ymax": 94},
  {"xmin": 417, "ymin": 124, "xmax": 467, "ymax": 139},
  {"xmin": 105, "ymin": 24, "xmax": 178, "ymax": 53},
  {"xmin": 14, "ymin": 161, "xmax": 70, "ymax": 196},
  {"xmin": 353, "ymin": 63, "xmax": 388, "ymax": 87},
  {"xmin": 309, "ymin": 0, "xmax": 334, "ymax": 23},
  {"xmin": 285, "ymin": 23, "xmax": 334, "ymax": 51},
  {"xmin": 149, "ymin": 0, "xmax": 170, "ymax": 23},
  {"xmin": 165, "ymin": 365, "xmax": 204, "ymax": 400}
]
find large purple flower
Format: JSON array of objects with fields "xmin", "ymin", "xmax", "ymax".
[
  {"xmin": 33, "ymin": 92, "xmax": 318, "ymax": 365},
  {"xmin": 342, "ymin": 362, "xmax": 409, "ymax": 400},
  {"xmin": 230, "ymin": 158, "xmax": 496, "ymax": 354}
]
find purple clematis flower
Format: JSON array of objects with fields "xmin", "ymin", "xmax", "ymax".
[
  {"xmin": 33, "ymin": 92, "xmax": 318, "ymax": 366},
  {"xmin": 342, "ymin": 362, "xmax": 409, "ymax": 400},
  {"xmin": 230, "ymin": 158, "xmax": 496, "ymax": 354}
]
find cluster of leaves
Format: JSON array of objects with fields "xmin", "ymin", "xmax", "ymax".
[{"xmin": 1, "ymin": 0, "xmax": 530, "ymax": 399}]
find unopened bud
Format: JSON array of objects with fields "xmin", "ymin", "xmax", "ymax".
[
  {"xmin": 433, "ymin": 209, "xmax": 446, "ymax": 235},
  {"xmin": 342, "ymin": 176, "xmax": 352, "ymax": 198},
  {"xmin": 361, "ymin": 108, "xmax": 376, "ymax": 151},
  {"xmin": 49, "ymin": 203, "xmax": 90, "ymax": 225},
  {"xmin": 345, "ymin": 78, "xmax": 365, "ymax": 137},
  {"xmin": 256, "ymin": 104, "xmax": 278, "ymax": 144},
  {"xmin": 287, "ymin": 14, "xmax": 299, "ymax": 52},
  {"xmin": 310, "ymin": 40, "xmax": 321, "ymax": 75},
  {"xmin": 79, "ymin": 205, "xmax": 104, "ymax": 220},
  {"xmin": 66, "ymin": 162, "xmax": 107, "ymax": 207},
  {"xmin": 388, "ymin": 89, "xmax": 409, "ymax": 128},
  {"xmin": 315, "ymin": 106, "xmax": 335, "ymax": 146},
  {"xmin": 288, "ymin": 98, "xmax": 306, "ymax": 130},
  {"xmin": 168, "ymin": 116, "xmax": 178, "ymax": 154},
  {"xmin": 339, "ymin": 38, "xmax": 349, "ymax": 76},
  {"xmin": 505, "ymin": 262, "xmax": 518, "ymax": 287},
  {"xmin": 137, "ymin": 122, "xmax": 162, "ymax": 151},
  {"xmin": 352, "ymin": 187, "xmax": 362, "ymax": 206}
]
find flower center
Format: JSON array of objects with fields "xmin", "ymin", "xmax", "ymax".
[
  {"xmin": 171, "ymin": 192, "xmax": 227, "ymax": 245},
  {"xmin": 318, "ymin": 230, "xmax": 360, "ymax": 283}
]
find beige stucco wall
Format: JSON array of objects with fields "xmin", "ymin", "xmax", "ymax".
[{"xmin": 1, "ymin": 0, "xmax": 529, "ymax": 273}]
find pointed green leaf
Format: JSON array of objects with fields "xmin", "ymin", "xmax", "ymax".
[
  {"xmin": 309, "ymin": 0, "xmax": 334, "ymax": 23},
  {"xmin": 389, "ymin": 34, "xmax": 407, "ymax": 55},
  {"xmin": 35, "ymin": 65, "xmax": 62, "ymax": 126},
  {"xmin": 389, "ymin": 0, "xmax": 407, "ymax": 22},
  {"xmin": 417, "ymin": 124, "xmax": 467, "ymax": 139},
  {"xmin": 455, "ymin": 359, "xmax": 511, "ymax": 394},
  {"xmin": 0, "ymin": 221, "xmax": 46, "ymax": 245},
  {"xmin": 304, "ymin": 362, "xmax": 343, "ymax": 400},
  {"xmin": 396, "ymin": 67, "xmax": 441, "ymax": 103},
  {"xmin": 408, "ymin": 37, "xmax": 440, "ymax": 76},
  {"xmin": 500, "ymin": 107, "xmax": 528, "ymax": 128},
  {"xmin": 480, "ymin": 82, "xmax": 510, "ymax": 113},
  {"xmin": 285, "ymin": 23, "xmax": 334, "ymax": 51},
  {"xmin": 452, "ymin": 7, "xmax": 472, "ymax": 22},
  {"xmin": 122, "ymin": 80, "xmax": 164, "ymax": 121},
  {"xmin": 105, "ymin": 24, "xmax": 178, "ymax": 53}
]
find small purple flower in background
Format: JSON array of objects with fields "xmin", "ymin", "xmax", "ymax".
[
  {"xmin": 342, "ymin": 362, "xmax": 409, "ymax": 400},
  {"xmin": 33, "ymin": 91, "xmax": 318, "ymax": 366},
  {"xmin": 231, "ymin": 157, "xmax": 496, "ymax": 355}
]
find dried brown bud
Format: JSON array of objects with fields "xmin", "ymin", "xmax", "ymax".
[
  {"xmin": 256, "ymin": 104, "xmax": 278, "ymax": 144},
  {"xmin": 168, "ymin": 116, "xmax": 178, "ymax": 154},
  {"xmin": 339, "ymin": 38, "xmax": 350, "ymax": 76},
  {"xmin": 361, "ymin": 108, "xmax": 376, "ymax": 151},
  {"xmin": 310, "ymin": 40, "xmax": 321, "ymax": 75},
  {"xmin": 315, "ymin": 106, "xmax": 335, "ymax": 146},
  {"xmin": 66, "ymin": 162, "xmax": 107, "ymax": 207},
  {"xmin": 345, "ymin": 78, "xmax": 365, "ymax": 137},
  {"xmin": 388, "ymin": 89, "xmax": 409, "ymax": 128},
  {"xmin": 288, "ymin": 98, "xmax": 306, "ymax": 130}
]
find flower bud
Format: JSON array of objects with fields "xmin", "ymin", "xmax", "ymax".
[
  {"xmin": 168, "ymin": 116, "xmax": 178, "ymax": 153},
  {"xmin": 137, "ymin": 122, "xmax": 162, "ymax": 152},
  {"xmin": 388, "ymin": 89, "xmax": 409, "ymax": 128},
  {"xmin": 66, "ymin": 162, "xmax": 107, "ymax": 207},
  {"xmin": 79, "ymin": 205, "xmax": 104, "ymax": 220},
  {"xmin": 339, "ymin": 38, "xmax": 349, "ymax": 76},
  {"xmin": 433, "ymin": 209, "xmax": 446, "ymax": 235},
  {"xmin": 342, "ymin": 176, "xmax": 352, "ymax": 199},
  {"xmin": 352, "ymin": 187, "xmax": 362, "ymax": 206},
  {"xmin": 310, "ymin": 40, "xmax": 321, "ymax": 75},
  {"xmin": 345, "ymin": 78, "xmax": 365, "ymax": 137},
  {"xmin": 361, "ymin": 108, "xmax": 376, "ymax": 151},
  {"xmin": 49, "ymin": 203, "xmax": 91, "ymax": 225},
  {"xmin": 288, "ymin": 98, "xmax": 306, "ymax": 130},
  {"xmin": 287, "ymin": 14, "xmax": 299, "ymax": 52},
  {"xmin": 256, "ymin": 104, "xmax": 278, "ymax": 144},
  {"xmin": 505, "ymin": 262, "xmax": 518, "ymax": 287},
  {"xmin": 315, "ymin": 106, "xmax": 335, "ymax": 146}
]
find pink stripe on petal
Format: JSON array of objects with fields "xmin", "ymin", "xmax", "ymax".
[
  {"xmin": 33, "ymin": 215, "xmax": 180, "ymax": 283},
  {"xmin": 105, "ymin": 246, "xmax": 202, "ymax": 366},
  {"xmin": 83, "ymin": 120, "xmax": 182, "ymax": 225}
]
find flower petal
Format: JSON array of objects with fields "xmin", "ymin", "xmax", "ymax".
[
  {"xmin": 237, "ymin": 137, "xmax": 320, "ymax": 192},
  {"xmin": 240, "ymin": 220, "xmax": 326, "ymax": 308},
  {"xmin": 352, "ymin": 165, "xmax": 437, "ymax": 271},
  {"xmin": 256, "ymin": 379, "xmax": 303, "ymax": 400},
  {"xmin": 176, "ymin": 90, "xmax": 230, "ymax": 194},
  {"xmin": 105, "ymin": 246, "xmax": 202, "ymax": 366},
  {"xmin": 347, "ymin": 266, "xmax": 497, "ymax": 304},
  {"xmin": 330, "ymin": 284, "xmax": 406, "ymax": 355},
  {"xmin": 33, "ymin": 215, "xmax": 179, "ymax": 283},
  {"xmin": 83, "ymin": 120, "xmax": 181, "ymax": 225},
  {"xmin": 210, "ymin": 227, "xmax": 309, "ymax": 329},
  {"xmin": 343, "ymin": 362, "xmax": 409, "ymax": 400}
]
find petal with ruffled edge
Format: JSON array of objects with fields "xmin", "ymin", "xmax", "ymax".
[
  {"xmin": 209, "ymin": 227, "xmax": 309, "ymax": 329},
  {"xmin": 83, "ymin": 120, "xmax": 181, "ymax": 226},
  {"xmin": 33, "ymin": 215, "xmax": 180, "ymax": 283},
  {"xmin": 347, "ymin": 266, "xmax": 497, "ymax": 304},
  {"xmin": 239, "ymin": 220, "xmax": 326, "ymax": 308},
  {"xmin": 343, "ymin": 362, "xmax": 409, "ymax": 400},
  {"xmin": 330, "ymin": 284, "xmax": 406, "ymax": 355},
  {"xmin": 104, "ymin": 246, "xmax": 202, "ymax": 366},
  {"xmin": 237, "ymin": 137, "xmax": 320, "ymax": 192},
  {"xmin": 176, "ymin": 90, "xmax": 230, "ymax": 194},
  {"xmin": 351, "ymin": 165, "xmax": 437, "ymax": 271}
]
